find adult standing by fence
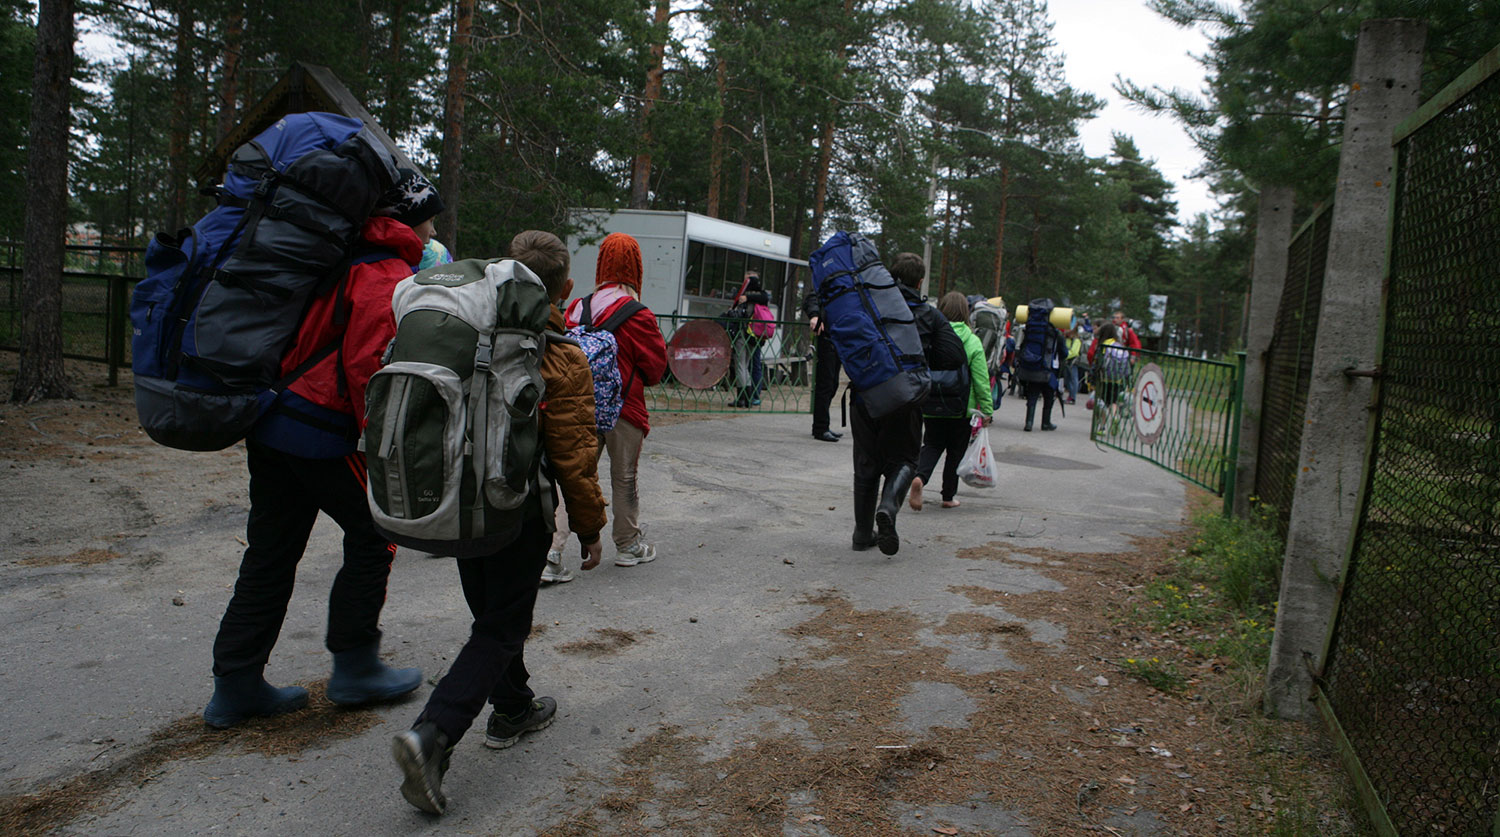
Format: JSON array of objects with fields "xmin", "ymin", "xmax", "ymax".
[{"xmin": 802, "ymin": 286, "xmax": 843, "ymax": 443}]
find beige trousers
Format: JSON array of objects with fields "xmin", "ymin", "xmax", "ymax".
[
  {"xmin": 603, "ymin": 418, "xmax": 646, "ymax": 550},
  {"xmin": 549, "ymin": 418, "xmax": 645, "ymax": 554}
]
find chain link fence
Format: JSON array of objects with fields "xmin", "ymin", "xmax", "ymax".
[
  {"xmin": 1253, "ymin": 205, "xmax": 1332, "ymax": 540},
  {"xmin": 1318, "ymin": 53, "xmax": 1500, "ymax": 836},
  {"xmin": 647, "ymin": 314, "xmax": 815, "ymax": 414}
]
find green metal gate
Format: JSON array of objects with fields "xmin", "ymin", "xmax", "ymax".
[
  {"xmin": 1314, "ymin": 44, "xmax": 1500, "ymax": 837},
  {"xmin": 1088, "ymin": 346, "xmax": 1243, "ymax": 506}
]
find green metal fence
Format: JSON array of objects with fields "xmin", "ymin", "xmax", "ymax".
[
  {"xmin": 1254, "ymin": 204, "xmax": 1333, "ymax": 540},
  {"xmin": 646, "ymin": 314, "xmax": 816, "ymax": 414},
  {"xmin": 1315, "ymin": 45, "xmax": 1500, "ymax": 837},
  {"xmin": 1088, "ymin": 346, "xmax": 1243, "ymax": 505},
  {"xmin": 0, "ymin": 241, "xmax": 143, "ymax": 385}
]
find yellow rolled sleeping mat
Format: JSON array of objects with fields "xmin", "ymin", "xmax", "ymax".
[{"xmin": 1013, "ymin": 304, "xmax": 1074, "ymax": 330}]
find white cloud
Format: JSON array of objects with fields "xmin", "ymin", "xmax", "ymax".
[{"xmin": 1049, "ymin": 0, "xmax": 1230, "ymax": 226}]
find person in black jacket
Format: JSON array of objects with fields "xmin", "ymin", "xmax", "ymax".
[
  {"xmin": 802, "ymin": 287, "xmax": 843, "ymax": 442},
  {"xmin": 849, "ymin": 252, "xmax": 966, "ymax": 556}
]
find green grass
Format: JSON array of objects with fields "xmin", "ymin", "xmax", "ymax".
[{"xmin": 1120, "ymin": 656, "xmax": 1187, "ymax": 692}]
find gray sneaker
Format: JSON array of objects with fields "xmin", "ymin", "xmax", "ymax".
[
  {"xmin": 484, "ymin": 696, "xmax": 557, "ymax": 749},
  {"xmin": 540, "ymin": 550, "xmax": 574, "ymax": 584},
  {"xmin": 392, "ymin": 721, "xmax": 451, "ymax": 815},
  {"xmin": 614, "ymin": 539, "xmax": 657, "ymax": 567}
]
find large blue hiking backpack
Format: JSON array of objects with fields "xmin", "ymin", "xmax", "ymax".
[
  {"xmin": 808, "ymin": 231, "xmax": 930, "ymax": 418},
  {"xmin": 1017, "ymin": 299, "xmax": 1059, "ymax": 373},
  {"xmin": 131, "ymin": 112, "xmax": 399, "ymax": 451}
]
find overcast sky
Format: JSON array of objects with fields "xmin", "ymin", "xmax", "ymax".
[{"xmin": 1048, "ymin": 0, "xmax": 1224, "ymax": 226}]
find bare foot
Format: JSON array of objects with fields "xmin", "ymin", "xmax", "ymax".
[
  {"xmin": 908, "ymin": 477, "xmax": 924, "ymax": 511},
  {"xmin": 942, "ymin": 499, "xmax": 960, "ymax": 508}
]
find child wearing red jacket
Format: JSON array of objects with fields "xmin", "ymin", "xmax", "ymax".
[
  {"xmin": 202, "ymin": 168, "xmax": 443, "ymax": 728},
  {"xmin": 563, "ymin": 233, "xmax": 668, "ymax": 567}
]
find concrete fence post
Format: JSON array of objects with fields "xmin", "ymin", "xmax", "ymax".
[
  {"xmin": 1232, "ymin": 185, "xmax": 1295, "ymax": 518},
  {"xmin": 1264, "ymin": 19, "xmax": 1426, "ymax": 721}
]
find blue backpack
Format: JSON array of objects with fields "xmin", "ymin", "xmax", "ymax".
[
  {"xmin": 571, "ymin": 294, "xmax": 645, "ymax": 434},
  {"xmin": 1017, "ymin": 300, "xmax": 1058, "ymax": 372},
  {"xmin": 130, "ymin": 112, "xmax": 399, "ymax": 451},
  {"xmin": 808, "ymin": 231, "xmax": 930, "ymax": 418}
]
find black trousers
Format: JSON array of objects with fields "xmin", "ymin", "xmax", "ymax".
[
  {"xmin": 417, "ymin": 514, "xmax": 550, "ymax": 744},
  {"xmin": 212, "ymin": 441, "xmax": 395, "ymax": 677},
  {"xmin": 916, "ymin": 416, "xmax": 970, "ymax": 502},
  {"xmin": 851, "ymin": 398, "xmax": 921, "ymax": 485},
  {"xmin": 1025, "ymin": 381, "xmax": 1056, "ymax": 422},
  {"xmin": 811, "ymin": 335, "xmax": 840, "ymax": 434}
]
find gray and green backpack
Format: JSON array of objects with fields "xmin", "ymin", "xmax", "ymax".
[{"xmin": 363, "ymin": 258, "xmax": 553, "ymax": 558}]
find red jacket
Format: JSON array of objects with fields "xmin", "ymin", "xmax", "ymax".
[
  {"xmin": 564, "ymin": 291, "xmax": 668, "ymax": 435},
  {"xmin": 252, "ymin": 217, "xmax": 422, "ymax": 458}
]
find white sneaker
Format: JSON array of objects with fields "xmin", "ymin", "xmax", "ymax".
[
  {"xmin": 540, "ymin": 551, "xmax": 575, "ymax": 583},
  {"xmin": 614, "ymin": 540, "xmax": 657, "ymax": 567}
]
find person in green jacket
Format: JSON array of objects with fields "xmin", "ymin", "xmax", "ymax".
[{"xmin": 910, "ymin": 292, "xmax": 995, "ymax": 510}]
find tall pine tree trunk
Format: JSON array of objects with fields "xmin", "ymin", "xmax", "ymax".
[
  {"xmin": 629, "ymin": 0, "xmax": 669, "ymax": 209},
  {"xmin": 435, "ymin": 0, "xmax": 474, "ymax": 253},
  {"xmin": 706, "ymin": 56, "xmax": 727, "ymax": 218},
  {"xmin": 385, "ymin": 0, "xmax": 406, "ymax": 132},
  {"xmin": 15, "ymin": 0, "xmax": 75, "ymax": 403},
  {"xmin": 810, "ymin": 119, "xmax": 835, "ymax": 244},
  {"xmin": 166, "ymin": 0, "xmax": 194, "ymax": 232},
  {"xmin": 215, "ymin": 3, "xmax": 242, "ymax": 144},
  {"xmin": 734, "ymin": 156, "xmax": 750, "ymax": 224},
  {"xmin": 810, "ymin": 0, "xmax": 852, "ymax": 248},
  {"xmin": 990, "ymin": 164, "xmax": 1010, "ymax": 297}
]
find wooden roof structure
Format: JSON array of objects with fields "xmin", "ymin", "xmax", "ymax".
[{"xmin": 193, "ymin": 62, "xmax": 418, "ymax": 185}]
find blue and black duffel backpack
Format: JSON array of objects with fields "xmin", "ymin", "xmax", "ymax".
[
  {"xmin": 808, "ymin": 231, "xmax": 930, "ymax": 419},
  {"xmin": 130, "ymin": 112, "xmax": 399, "ymax": 451}
]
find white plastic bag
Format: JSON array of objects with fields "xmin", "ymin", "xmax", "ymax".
[{"xmin": 956, "ymin": 416, "xmax": 997, "ymax": 489}]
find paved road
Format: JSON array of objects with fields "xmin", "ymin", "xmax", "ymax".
[{"xmin": 0, "ymin": 393, "xmax": 1185, "ymax": 835}]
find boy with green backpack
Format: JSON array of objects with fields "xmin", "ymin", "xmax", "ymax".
[{"xmin": 390, "ymin": 231, "xmax": 606, "ymax": 815}]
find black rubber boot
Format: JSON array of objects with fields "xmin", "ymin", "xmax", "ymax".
[
  {"xmin": 1024, "ymin": 400, "xmax": 1036, "ymax": 432},
  {"xmin": 327, "ymin": 642, "xmax": 423, "ymax": 706},
  {"xmin": 1041, "ymin": 396, "xmax": 1056, "ymax": 430},
  {"xmin": 874, "ymin": 465, "xmax": 916, "ymax": 556},
  {"xmin": 851, "ymin": 480, "xmax": 879, "ymax": 551},
  {"xmin": 203, "ymin": 669, "xmax": 309, "ymax": 729}
]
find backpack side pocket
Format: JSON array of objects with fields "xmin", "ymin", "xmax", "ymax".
[
  {"xmin": 365, "ymin": 362, "xmax": 466, "ymax": 540},
  {"xmin": 482, "ymin": 330, "xmax": 545, "ymax": 511}
]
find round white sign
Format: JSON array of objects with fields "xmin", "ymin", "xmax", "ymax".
[{"xmin": 1133, "ymin": 363, "xmax": 1167, "ymax": 446}]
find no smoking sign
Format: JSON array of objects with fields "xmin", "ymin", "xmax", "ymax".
[{"xmin": 1133, "ymin": 363, "xmax": 1167, "ymax": 446}]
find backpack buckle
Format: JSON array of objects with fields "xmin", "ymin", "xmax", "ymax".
[{"xmin": 474, "ymin": 344, "xmax": 492, "ymax": 371}]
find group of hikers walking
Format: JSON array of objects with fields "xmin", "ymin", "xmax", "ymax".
[{"xmin": 125, "ymin": 111, "xmax": 1146, "ymax": 816}]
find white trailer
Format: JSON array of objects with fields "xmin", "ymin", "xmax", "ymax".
[{"xmin": 564, "ymin": 209, "xmax": 809, "ymax": 323}]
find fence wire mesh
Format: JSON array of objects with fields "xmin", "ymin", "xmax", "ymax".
[
  {"xmin": 1320, "ymin": 61, "xmax": 1500, "ymax": 836},
  {"xmin": 646, "ymin": 314, "xmax": 815, "ymax": 414},
  {"xmin": 0, "ymin": 242, "xmax": 142, "ymax": 372},
  {"xmin": 1254, "ymin": 206, "xmax": 1332, "ymax": 539},
  {"xmin": 1087, "ymin": 346, "xmax": 1240, "ymax": 495}
]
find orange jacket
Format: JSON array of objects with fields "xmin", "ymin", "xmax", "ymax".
[{"xmin": 541, "ymin": 306, "xmax": 607, "ymax": 544}]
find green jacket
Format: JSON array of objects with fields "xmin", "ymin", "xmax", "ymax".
[{"xmin": 924, "ymin": 321, "xmax": 994, "ymax": 418}]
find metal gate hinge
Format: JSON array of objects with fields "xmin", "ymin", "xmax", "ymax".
[{"xmin": 1342, "ymin": 366, "xmax": 1383, "ymax": 380}]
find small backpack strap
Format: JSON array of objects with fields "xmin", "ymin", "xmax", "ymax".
[
  {"xmin": 579, "ymin": 294, "xmax": 595, "ymax": 328},
  {"xmin": 596, "ymin": 300, "xmax": 646, "ymax": 334}
]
